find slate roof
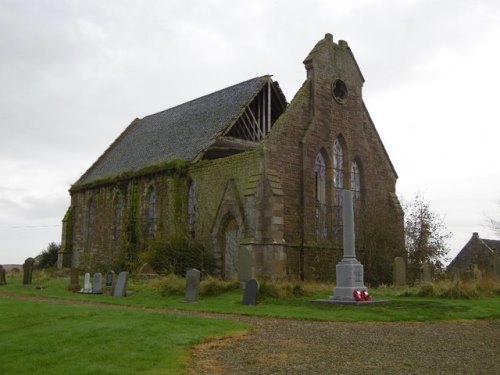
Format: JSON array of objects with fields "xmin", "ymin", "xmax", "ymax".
[
  {"xmin": 77, "ymin": 76, "xmax": 271, "ymax": 184},
  {"xmin": 448, "ymin": 233, "xmax": 500, "ymax": 271}
]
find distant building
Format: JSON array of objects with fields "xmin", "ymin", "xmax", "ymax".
[
  {"xmin": 448, "ymin": 232, "xmax": 500, "ymax": 277},
  {"xmin": 58, "ymin": 34, "xmax": 404, "ymax": 281}
]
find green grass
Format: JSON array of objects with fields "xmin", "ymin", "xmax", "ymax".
[
  {"xmin": 0, "ymin": 297, "xmax": 247, "ymax": 374},
  {"xmin": 1, "ymin": 273, "xmax": 499, "ymax": 322}
]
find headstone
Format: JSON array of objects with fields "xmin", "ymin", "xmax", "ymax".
[
  {"xmin": 392, "ymin": 257, "xmax": 406, "ymax": 286},
  {"xmin": 185, "ymin": 268, "xmax": 201, "ymax": 302},
  {"xmin": 238, "ymin": 247, "xmax": 252, "ymax": 283},
  {"xmin": 113, "ymin": 271, "xmax": 129, "ymax": 297},
  {"xmin": 0, "ymin": 265, "xmax": 6, "ymax": 285},
  {"xmin": 68, "ymin": 268, "xmax": 80, "ymax": 292},
  {"xmin": 105, "ymin": 270, "xmax": 115, "ymax": 288},
  {"xmin": 138, "ymin": 263, "xmax": 157, "ymax": 279},
  {"xmin": 93, "ymin": 273, "xmax": 103, "ymax": 294},
  {"xmin": 81, "ymin": 272, "xmax": 92, "ymax": 293},
  {"xmin": 421, "ymin": 263, "xmax": 432, "ymax": 284},
  {"xmin": 22, "ymin": 257, "xmax": 35, "ymax": 285},
  {"xmin": 331, "ymin": 190, "xmax": 367, "ymax": 301},
  {"xmin": 242, "ymin": 279, "xmax": 259, "ymax": 305}
]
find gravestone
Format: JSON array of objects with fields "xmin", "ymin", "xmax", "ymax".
[
  {"xmin": 68, "ymin": 268, "xmax": 81, "ymax": 292},
  {"xmin": 113, "ymin": 271, "xmax": 129, "ymax": 297},
  {"xmin": 105, "ymin": 270, "xmax": 115, "ymax": 290},
  {"xmin": 81, "ymin": 272, "xmax": 92, "ymax": 293},
  {"xmin": 238, "ymin": 247, "xmax": 252, "ymax": 283},
  {"xmin": 22, "ymin": 257, "xmax": 35, "ymax": 285},
  {"xmin": 242, "ymin": 279, "xmax": 259, "ymax": 305},
  {"xmin": 138, "ymin": 263, "xmax": 157, "ymax": 279},
  {"xmin": 393, "ymin": 257, "xmax": 406, "ymax": 286},
  {"xmin": 421, "ymin": 263, "xmax": 432, "ymax": 284},
  {"xmin": 185, "ymin": 268, "xmax": 201, "ymax": 302},
  {"xmin": 93, "ymin": 273, "xmax": 103, "ymax": 294},
  {"xmin": 0, "ymin": 265, "xmax": 6, "ymax": 285}
]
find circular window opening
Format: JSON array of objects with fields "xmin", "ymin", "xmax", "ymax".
[{"xmin": 332, "ymin": 79, "xmax": 348, "ymax": 104}]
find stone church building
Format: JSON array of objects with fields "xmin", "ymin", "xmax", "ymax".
[{"xmin": 58, "ymin": 34, "xmax": 404, "ymax": 282}]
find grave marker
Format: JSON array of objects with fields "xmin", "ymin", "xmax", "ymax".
[
  {"xmin": 82, "ymin": 272, "xmax": 92, "ymax": 293},
  {"xmin": 22, "ymin": 258, "xmax": 35, "ymax": 285},
  {"xmin": 185, "ymin": 268, "xmax": 200, "ymax": 302},
  {"xmin": 93, "ymin": 273, "xmax": 103, "ymax": 294},
  {"xmin": 113, "ymin": 271, "xmax": 129, "ymax": 297},
  {"xmin": 421, "ymin": 264, "xmax": 432, "ymax": 284},
  {"xmin": 242, "ymin": 279, "xmax": 259, "ymax": 305},
  {"xmin": 0, "ymin": 265, "xmax": 6, "ymax": 285},
  {"xmin": 393, "ymin": 257, "xmax": 406, "ymax": 286}
]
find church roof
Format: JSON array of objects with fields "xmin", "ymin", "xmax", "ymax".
[{"xmin": 76, "ymin": 76, "xmax": 275, "ymax": 185}]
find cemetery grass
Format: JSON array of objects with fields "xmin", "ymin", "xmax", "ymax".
[
  {"xmin": 0, "ymin": 296, "xmax": 248, "ymax": 375},
  {"xmin": 1, "ymin": 273, "xmax": 499, "ymax": 322}
]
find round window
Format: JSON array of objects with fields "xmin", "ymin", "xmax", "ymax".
[{"xmin": 331, "ymin": 79, "xmax": 348, "ymax": 104}]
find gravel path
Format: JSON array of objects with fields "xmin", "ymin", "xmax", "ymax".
[{"xmin": 188, "ymin": 317, "xmax": 500, "ymax": 374}]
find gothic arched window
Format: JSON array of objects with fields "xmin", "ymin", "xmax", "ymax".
[
  {"xmin": 333, "ymin": 138, "xmax": 345, "ymax": 239},
  {"xmin": 147, "ymin": 186, "xmax": 156, "ymax": 237},
  {"xmin": 315, "ymin": 152, "xmax": 327, "ymax": 239},
  {"xmin": 351, "ymin": 159, "xmax": 361, "ymax": 204}
]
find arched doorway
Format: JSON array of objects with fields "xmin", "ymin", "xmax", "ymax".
[{"xmin": 220, "ymin": 214, "xmax": 240, "ymax": 280}]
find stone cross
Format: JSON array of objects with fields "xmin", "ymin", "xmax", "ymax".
[
  {"xmin": 185, "ymin": 268, "xmax": 201, "ymax": 302},
  {"xmin": 93, "ymin": 273, "xmax": 103, "ymax": 294},
  {"xmin": 242, "ymin": 279, "xmax": 259, "ymax": 305},
  {"xmin": 113, "ymin": 271, "xmax": 129, "ymax": 297},
  {"xmin": 22, "ymin": 258, "xmax": 35, "ymax": 285},
  {"xmin": 68, "ymin": 267, "xmax": 80, "ymax": 292},
  {"xmin": 0, "ymin": 265, "xmax": 6, "ymax": 285},
  {"xmin": 331, "ymin": 190, "xmax": 367, "ymax": 301}
]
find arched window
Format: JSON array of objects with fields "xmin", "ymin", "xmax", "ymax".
[
  {"xmin": 333, "ymin": 138, "xmax": 345, "ymax": 239},
  {"xmin": 147, "ymin": 186, "xmax": 156, "ymax": 237},
  {"xmin": 188, "ymin": 180, "xmax": 197, "ymax": 239},
  {"xmin": 351, "ymin": 159, "xmax": 361, "ymax": 205},
  {"xmin": 315, "ymin": 152, "xmax": 327, "ymax": 239}
]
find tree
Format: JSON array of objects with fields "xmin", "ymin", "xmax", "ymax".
[
  {"xmin": 486, "ymin": 197, "xmax": 500, "ymax": 237},
  {"xmin": 404, "ymin": 193, "xmax": 451, "ymax": 283},
  {"xmin": 37, "ymin": 242, "xmax": 61, "ymax": 269}
]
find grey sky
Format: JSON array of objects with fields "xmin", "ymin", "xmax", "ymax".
[{"xmin": 1, "ymin": 0, "xmax": 499, "ymax": 264}]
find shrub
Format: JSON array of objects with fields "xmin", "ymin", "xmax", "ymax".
[
  {"xmin": 199, "ymin": 276, "xmax": 240, "ymax": 296},
  {"xmin": 37, "ymin": 242, "xmax": 61, "ymax": 269},
  {"xmin": 140, "ymin": 236, "xmax": 215, "ymax": 276},
  {"xmin": 151, "ymin": 274, "xmax": 185, "ymax": 296}
]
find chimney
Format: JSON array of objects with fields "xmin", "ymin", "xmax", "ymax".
[{"xmin": 472, "ymin": 232, "xmax": 479, "ymax": 238}]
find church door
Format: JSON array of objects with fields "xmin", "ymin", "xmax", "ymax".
[{"xmin": 222, "ymin": 217, "xmax": 239, "ymax": 280}]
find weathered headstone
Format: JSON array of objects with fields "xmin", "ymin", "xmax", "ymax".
[
  {"xmin": 106, "ymin": 270, "xmax": 115, "ymax": 287},
  {"xmin": 238, "ymin": 247, "xmax": 252, "ymax": 283},
  {"xmin": 93, "ymin": 273, "xmax": 103, "ymax": 294},
  {"xmin": 81, "ymin": 272, "xmax": 92, "ymax": 293},
  {"xmin": 22, "ymin": 257, "xmax": 35, "ymax": 285},
  {"xmin": 185, "ymin": 268, "xmax": 201, "ymax": 302},
  {"xmin": 113, "ymin": 271, "xmax": 129, "ymax": 297},
  {"xmin": 68, "ymin": 267, "xmax": 80, "ymax": 292},
  {"xmin": 0, "ymin": 265, "xmax": 6, "ymax": 285},
  {"xmin": 421, "ymin": 263, "xmax": 432, "ymax": 284},
  {"xmin": 242, "ymin": 278, "xmax": 259, "ymax": 305},
  {"xmin": 393, "ymin": 257, "xmax": 406, "ymax": 286},
  {"xmin": 138, "ymin": 263, "xmax": 157, "ymax": 279}
]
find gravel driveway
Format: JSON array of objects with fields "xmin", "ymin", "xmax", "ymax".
[{"xmin": 188, "ymin": 317, "xmax": 500, "ymax": 374}]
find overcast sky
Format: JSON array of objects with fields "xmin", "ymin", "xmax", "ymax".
[{"xmin": 1, "ymin": 0, "xmax": 499, "ymax": 265}]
